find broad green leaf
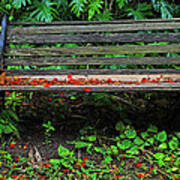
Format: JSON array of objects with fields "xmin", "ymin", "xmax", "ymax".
[
  {"xmin": 158, "ymin": 143, "xmax": 167, "ymax": 150},
  {"xmin": 115, "ymin": 121, "xmax": 125, "ymax": 132},
  {"xmin": 110, "ymin": 145, "xmax": 118, "ymax": 154},
  {"xmin": 147, "ymin": 124, "xmax": 158, "ymax": 133},
  {"xmin": 154, "ymin": 152, "xmax": 165, "ymax": 160},
  {"xmin": 102, "ymin": 156, "xmax": 113, "ymax": 164},
  {"xmin": 141, "ymin": 132, "xmax": 149, "ymax": 139},
  {"xmin": 117, "ymin": 140, "xmax": 132, "ymax": 150},
  {"xmin": 94, "ymin": 147, "xmax": 106, "ymax": 155},
  {"xmin": 75, "ymin": 141, "xmax": 91, "ymax": 148},
  {"xmin": 125, "ymin": 128, "xmax": 137, "ymax": 139},
  {"xmin": 58, "ymin": 145, "xmax": 69, "ymax": 157},
  {"xmin": 156, "ymin": 131, "xmax": 167, "ymax": 142},
  {"xmin": 86, "ymin": 135, "xmax": 96, "ymax": 142},
  {"xmin": 134, "ymin": 137, "xmax": 144, "ymax": 145},
  {"xmin": 168, "ymin": 139, "xmax": 179, "ymax": 150},
  {"xmin": 49, "ymin": 159, "xmax": 61, "ymax": 165}
]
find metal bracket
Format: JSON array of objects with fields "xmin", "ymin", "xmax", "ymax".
[{"xmin": 0, "ymin": 15, "xmax": 7, "ymax": 75}]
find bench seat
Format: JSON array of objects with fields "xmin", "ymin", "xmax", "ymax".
[{"xmin": 1, "ymin": 16, "xmax": 180, "ymax": 92}]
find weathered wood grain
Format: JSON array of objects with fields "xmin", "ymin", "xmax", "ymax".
[
  {"xmin": 5, "ymin": 45, "xmax": 180, "ymax": 56},
  {"xmin": 6, "ymin": 69, "xmax": 180, "ymax": 76},
  {"xmin": 5, "ymin": 74, "xmax": 180, "ymax": 82},
  {"xmin": 7, "ymin": 33, "xmax": 180, "ymax": 44},
  {"xmin": 9, "ymin": 18, "xmax": 180, "ymax": 26},
  {"xmin": 8, "ymin": 22, "xmax": 180, "ymax": 35},
  {"xmin": 1, "ymin": 83, "xmax": 180, "ymax": 92},
  {"xmin": 4, "ymin": 57, "xmax": 180, "ymax": 66}
]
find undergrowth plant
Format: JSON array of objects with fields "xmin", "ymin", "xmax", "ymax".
[{"xmin": 0, "ymin": 0, "xmax": 179, "ymax": 21}]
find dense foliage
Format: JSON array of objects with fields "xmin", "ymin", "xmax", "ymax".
[{"xmin": 0, "ymin": 0, "xmax": 180, "ymax": 22}]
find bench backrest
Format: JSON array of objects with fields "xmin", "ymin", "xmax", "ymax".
[{"xmin": 1, "ymin": 16, "xmax": 180, "ymax": 89}]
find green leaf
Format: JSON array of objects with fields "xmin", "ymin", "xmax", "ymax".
[
  {"xmin": 94, "ymin": 147, "xmax": 106, "ymax": 155},
  {"xmin": 134, "ymin": 136, "xmax": 144, "ymax": 145},
  {"xmin": 49, "ymin": 159, "xmax": 62, "ymax": 165},
  {"xmin": 70, "ymin": 0, "xmax": 87, "ymax": 17},
  {"xmin": 75, "ymin": 141, "xmax": 91, "ymax": 148},
  {"xmin": 141, "ymin": 132, "xmax": 149, "ymax": 139},
  {"xmin": 3, "ymin": 126, "xmax": 13, "ymax": 134},
  {"xmin": 115, "ymin": 121, "xmax": 125, "ymax": 132},
  {"xmin": 156, "ymin": 131, "xmax": 167, "ymax": 142},
  {"xmin": 125, "ymin": 128, "xmax": 137, "ymax": 139},
  {"xmin": 158, "ymin": 143, "xmax": 167, "ymax": 150},
  {"xmin": 102, "ymin": 156, "xmax": 113, "ymax": 164},
  {"xmin": 117, "ymin": 140, "xmax": 132, "ymax": 150},
  {"xmin": 175, "ymin": 132, "xmax": 180, "ymax": 139},
  {"xmin": 86, "ymin": 135, "xmax": 96, "ymax": 142},
  {"xmin": 126, "ymin": 146, "xmax": 139, "ymax": 155},
  {"xmin": 147, "ymin": 124, "xmax": 158, "ymax": 133},
  {"xmin": 58, "ymin": 145, "xmax": 69, "ymax": 157},
  {"xmin": 70, "ymin": 96, "xmax": 76, "ymax": 100},
  {"xmin": 154, "ymin": 152, "xmax": 165, "ymax": 160},
  {"xmin": 147, "ymin": 137, "xmax": 154, "ymax": 145},
  {"xmin": 168, "ymin": 139, "xmax": 179, "ymax": 150},
  {"xmin": 116, "ymin": 0, "xmax": 128, "ymax": 9},
  {"xmin": 87, "ymin": 0, "xmax": 103, "ymax": 20},
  {"xmin": 110, "ymin": 145, "xmax": 118, "ymax": 154}
]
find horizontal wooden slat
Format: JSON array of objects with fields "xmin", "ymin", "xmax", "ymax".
[
  {"xmin": 6, "ymin": 69, "xmax": 180, "ymax": 76},
  {"xmin": 1, "ymin": 83, "xmax": 180, "ymax": 92},
  {"xmin": 5, "ymin": 74, "xmax": 180, "ymax": 81},
  {"xmin": 7, "ymin": 33, "xmax": 180, "ymax": 44},
  {"xmin": 8, "ymin": 23, "xmax": 180, "ymax": 35},
  {"xmin": 9, "ymin": 18, "xmax": 180, "ymax": 26},
  {"xmin": 4, "ymin": 57, "xmax": 180, "ymax": 66},
  {"xmin": 5, "ymin": 45, "xmax": 180, "ymax": 56}
]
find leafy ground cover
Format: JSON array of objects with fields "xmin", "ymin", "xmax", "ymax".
[{"xmin": 0, "ymin": 92, "xmax": 179, "ymax": 179}]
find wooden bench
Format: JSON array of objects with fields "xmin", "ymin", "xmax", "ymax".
[{"xmin": 1, "ymin": 15, "xmax": 180, "ymax": 92}]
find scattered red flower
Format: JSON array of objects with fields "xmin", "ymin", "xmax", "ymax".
[
  {"xmin": 67, "ymin": 75, "xmax": 72, "ymax": 79},
  {"xmin": 136, "ymin": 173, "xmax": 145, "ymax": 178},
  {"xmin": 63, "ymin": 169, "xmax": 68, "ymax": 173},
  {"xmin": 9, "ymin": 143, "xmax": 15, "ymax": 148},
  {"xmin": 80, "ymin": 162, "xmax": 86, "ymax": 167},
  {"xmin": 48, "ymin": 98, "xmax": 52, "ymax": 101},
  {"xmin": 44, "ymin": 164, "xmax": 50, "ymax": 168},
  {"xmin": 115, "ymin": 175, "xmax": 121, "ymax": 179},
  {"xmin": 16, "ymin": 157, "xmax": 20, "ymax": 161},
  {"xmin": 43, "ymin": 163, "xmax": 53, "ymax": 168},
  {"xmin": 40, "ymin": 175, "xmax": 46, "ymax": 180},
  {"xmin": 135, "ymin": 162, "xmax": 143, "ymax": 168},
  {"xmin": 5, "ymin": 91, "xmax": 10, "ymax": 95},
  {"xmin": 83, "ymin": 157, "xmax": 88, "ymax": 161},
  {"xmin": 120, "ymin": 156, "xmax": 126, "ymax": 159},
  {"xmin": 44, "ymin": 83, "xmax": 51, "ymax": 88},
  {"xmin": 173, "ymin": 175, "xmax": 180, "ymax": 180},
  {"xmin": 23, "ymin": 143, "xmax": 28, "ymax": 150},
  {"xmin": 82, "ymin": 173, "xmax": 87, "ymax": 178},
  {"xmin": 11, "ymin": 164, "xmax": 16, "ymax": 169},
  {"xmin": 12, "ymin": 175, "xmax": 18, "ymax": 179},
  {"xmin": 0, "ymin": 177, "xmax": 5, "ymax": 180},
  {"xmin": 107, "ymin": 78, "xmax": 113, "ymax": 83},
  {"xmin": 83, "ymin": 88, "xmax": 91, "ymax": 92}
]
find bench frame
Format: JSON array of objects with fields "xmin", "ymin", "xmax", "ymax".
[{"xmin": 1, "ymin": 15, "xmax": 180, "ymax": 92}]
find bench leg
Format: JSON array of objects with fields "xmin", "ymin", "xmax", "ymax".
[{"xmin": 0, "ymin": 92, "xmax": 5, "ymax": 109}]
